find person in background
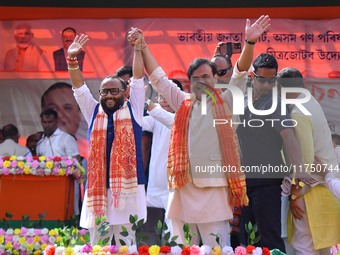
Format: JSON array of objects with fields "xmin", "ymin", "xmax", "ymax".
[
  {"xmin": 142, "ymin": 79, "xmax": 183, "ymax": 241},
  {"xmin": 115, "ymin": 65, "xmax": 133, "ymax": 99},
  {"xmin": 0, "ymin": 124, "xmax": 31, "ymax": 156},
  {"xmin": 41, "ymin": 82, "xmax": 82, "ymax": 138},
  {"xmin": 67, "ymin": 33, "xmax": 146, "ymax": 246},
  {"xmin": 36, "ymin": 108, "xmax": 81, "ymax": 216},
  {"xmin": 4, "ymin": 23, "xmax": 51, "ymax": 72},
  {"xmin": 211, "ymin": 52, "xmax": 233, "ymax": 85},
  {"xmin": 26, "ymin": 131, "xmax": 43, "ymax": 156},
  {"xmin": 53, "ymin": 27, "xmax": 85, "ymax": 71},
  {"xmin": 277, "ymin": 67, "xmax": 340, "ymax": 253}
]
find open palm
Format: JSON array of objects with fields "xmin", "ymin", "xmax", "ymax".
[{"xmin": 68, "ymin": 34, "xmax": 89, "ymax": 58}]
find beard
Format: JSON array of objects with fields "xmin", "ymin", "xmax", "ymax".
[{"xmin": 100, "ymin": 97, "xmax": 124, "ymax": 113}]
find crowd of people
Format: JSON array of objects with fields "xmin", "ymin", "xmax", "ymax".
[{"xmin": 1, "ymin": 14, "xmax": 340, "ymax": 255}]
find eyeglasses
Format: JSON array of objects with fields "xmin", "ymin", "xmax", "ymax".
[
  {"xmin": 99, "ymin": 88, "xmax": 125, "ymax": 96},
  {"xmin": 216, "ymin": 66, "xmax": 232, "ymax": 77},
  {"xmin": 155, "ymin": 95, "xmax": 165, "ymax": 100},
  {"xmin": 253, "ymin": 72, "xmax": 277, "ymax": 84}
]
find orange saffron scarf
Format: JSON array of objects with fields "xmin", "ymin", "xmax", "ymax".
[
  {"xmin": 87, "ymin": 102, "xmax": 138, "ymax": 218},
  {"xmin": 167, "ymin": 91, "xmax": 248, "ymax": 208}
]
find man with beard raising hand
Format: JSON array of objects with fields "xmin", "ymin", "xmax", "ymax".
[{"xmin": 67, "ymin": 33, "xmax": 147, "ymax": 246}]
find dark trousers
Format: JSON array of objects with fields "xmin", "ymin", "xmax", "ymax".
[{"xmin": 237, "ymin": 184, "xmax": 286, "ymax": 252}]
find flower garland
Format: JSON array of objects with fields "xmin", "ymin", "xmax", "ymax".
[
  {"xmin": 0, "ymin": 227, "xmax": 88, "ymax": 255},
  {"xmin": 0, "ymin": 227, "xmax": 290, "ymax": 255},
  {"xmin": 0, "ymin": 155, "xmax": 86, "ymax": 183}
]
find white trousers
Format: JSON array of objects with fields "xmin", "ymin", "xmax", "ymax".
[
  {"xmin": 171, "ymin": 219, "xmax": 230, "ymax": 247},
  {"xmin": 89, "ymin": 223, "xmax": 135, "ymax": 246}
]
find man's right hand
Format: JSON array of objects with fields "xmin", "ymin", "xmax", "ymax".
[{"xmin": 67, "ymin": 34, "xmax": 89, "ymax": 58}]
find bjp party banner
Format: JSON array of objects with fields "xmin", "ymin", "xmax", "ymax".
[{"xmin": 0, "ymin": 18, "xmax": 339, "ymax": 157}]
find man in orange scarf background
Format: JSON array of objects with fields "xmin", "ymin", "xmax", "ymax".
[{"xmin": 127, "ymin": 15, "xmax": 270, "ymax": 247}]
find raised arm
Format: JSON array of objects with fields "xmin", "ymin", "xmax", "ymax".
[
  {"xmin": 128, "ymin": 27, "xmax": 159, "ymax": 76},
  {"xmin": 67, "ymin": 34, "xmax": 89, "ymax": 89},
  {"xmin": 237, "ymin": 15, "xmax": 271, "ymax": 72},
  {"xmin": 130, "ymin": 29, "xmax": 145, "ymax": 80}
]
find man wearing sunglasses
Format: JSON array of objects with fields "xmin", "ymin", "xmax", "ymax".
[
  {"xmin": 211, "ymin": 54, "xmax": 233, "ymax": 85},
  {"xmin": 234, "ymin": 53, "xmax": 307, "ymax": 252},
  {"xmin": 66, "ymin": 33, "xmax": 147, "ymax": 246}
]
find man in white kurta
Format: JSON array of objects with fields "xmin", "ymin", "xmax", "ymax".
[{"xmin": 127, "ymin": 15, "xmax": 270, "ymax": 246}]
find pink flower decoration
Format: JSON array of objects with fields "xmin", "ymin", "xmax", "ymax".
[
  {"xmin": 78, "ymin": 229, "xmax": 88, "ymax": 235},
  {"xmin": 11, "ymin": 160, "xmax": 18, "ymax": 167},
  {"xmin": 82, "ymin": 243, "xmax": 92, "ymax": 253},
  {"xmin": 40, "ymin": 235, "xmax": 49, "ymax": 243},
  {"xmin": 190, "ymin": 245, "xmax": 200, "ymax": 255},
  {"xmin": 26, "ymin": 236, "xmax": 34, "ymax": 244},
  {"xmin": 30, "ymin": 160, "xmax": 39, "ymax": 168},
  {"xmin": 5, "ymin": 234, "xmax": 13, "ymax": 242},
  {"xmin": 102, "ymin": 245, "xmax": 111, "ymax": 252},
  {"xmin": 2, "ymin": 168, "xmax": 10, "ymax": 175},
  {"xmin": 235, "ymin": 246, "xmax": 247, "ymax": 255},
  {"xmin": 13, "ymin": 242, "xmax": 20, "ymax": 249},
  {"xmin": 0, "ymin": 229, "xmax": 5, "ymax": 235},
  {"xmin": 110, "ymin": 245, "xmax": 119, "ymax": 254},
  {"xmin": 20, "ymin": 227, "xmax": 28, "ymax": 236}
]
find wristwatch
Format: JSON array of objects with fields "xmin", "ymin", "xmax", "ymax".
[
  {"xmin": 290, "ymin": 194, "xmax": 299, "ymax": 201},
  {"xmin": 145, "ymin": 99, "xmax": 151, "ymax": 106},
  {"xmin": 144, "ymin": 99, "xmax": 151, "ymax": 111}
]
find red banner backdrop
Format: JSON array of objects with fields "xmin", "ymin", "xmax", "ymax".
[{"xmin": 0, "ymin": 18, "xmax": 339, "ymax": 157}]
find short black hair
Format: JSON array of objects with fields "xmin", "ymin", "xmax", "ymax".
[
  {"xmin": 2, "ymin": 123, "xmax": 19, "ymax": 139},
  {"xmin": 62, "ymin": 27, "xmax": 76, "ymax": 34},
  {"xmin": 115, "ymin": 65, "xmax": 133, "ymax": 78},
  {"xmin": 40, "ymin": 108, "xmax": 58, "ymax": 119},
  {"xmin": 41, "ymin": 82, "xmax": 73, "ymax": 108},
  {"xmin": 253, "ymin": 53, "xmax": 278, "ymax": 72},
  {"xmin": 187, "ymin": 58, "xmax": 217, "ymax": 79},
  {"xmin": 277, "ymin": 67, "xmax": 304, "ymax": 88},
  {"xmin": 104, "ymin": 75, "xmax": 128, "ymax": 90}
]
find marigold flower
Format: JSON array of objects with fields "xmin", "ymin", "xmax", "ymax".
[
  {"xmin": 119, "ymin": 245, "xmax": 129, "ymax": 253},
  {"xmin": 33, "ymin": 235, "xmax": 40, "ymax": 242},
  {"xmin": 212, "ymin": 246, "xmax": 221, "ymax": 255},
  {"xmin": 17, "ymin": 161, "xmax": 25, "ymax": 168},
  {"xmin": 59, "ymin": 168, "xmax": 66, "ymax": 176},
  {"xmin": 64, "ymin": 247, "xmax": 75, "ymax": 255},
  {"xmin": 3, "ymin": 161, "xmax": 10, "ymax": 168},
  {"xmin": 149, "ymin": 245, "xmax": 160, "ymax": 255},
  {"xmin": 46, "ymin": 161, "xmax": 54, "ymax": 169},
  {"xmin": 19, "ymin": 237, "xmax": 26, "ymax": 244},
  {"xmin": 48, "ymin": 229, "xmax": 57, "ymax": 236},
  {"xmin": 38, "ymin": 156, "xmax": 46, "ymax": 161},
  {"xmin": 5, "ymin": 241, "xmax": 13, "ymax": 250},
  {"xmin": 26, "ymin": 243, "xmax": 34, "ymax": 251},
  {"xmin": 92, "ymin": 245, "xmax": 102, "ymax": 253},
  {"xmin": 10, "ymin": 155, "xmax": 17, "ymax": 161}
]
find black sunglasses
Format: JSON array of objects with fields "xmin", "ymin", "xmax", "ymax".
[
  {"xmin": 216, "ymin": 66, "xmax": 232, "ymax": 77},
  {"xmin": 253, "ymin": 72, "xmax": 277, "ymax": 84},
  {"xmin": 99, "ymin": 88, "xmax": 125, "ymax": 96}
]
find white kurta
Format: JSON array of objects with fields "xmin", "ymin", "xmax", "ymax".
[{"xmin": 74, "ymin": 77, "xmax": 147, "ymax": 227}]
